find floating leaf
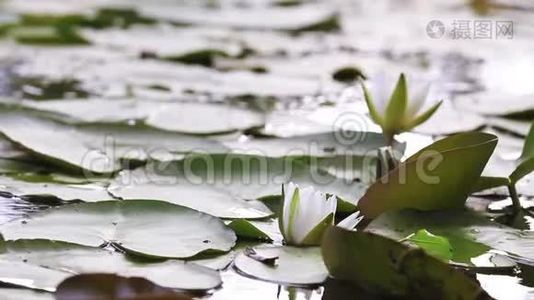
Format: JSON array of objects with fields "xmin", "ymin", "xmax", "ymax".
[
  {"xmin": 108, "ymin": 169, "xmax": 273, "ymax": 219},
  {"xmin": 110, "ymin": 154, "xmax": 364, "ymax": 213},
  {"xmin": 0, "ymin": 111, "xmax": 227, "ymax": 174},
  {"xmin": 0, "ymin": 200, "xmax": 236, "ymax": 259},
  {"xmin": 224, "ymin": 132, "xmax": 396, "ymax": 158},
  {"xmin": 234, "ymin": 246, "xmax": 327, "ymax": 285},
  {"xmin": 366, "ymin": 209, "xmax": 532, "ymax": 266},
  {"xmin": 321, "ymin": 227, "xmax": 492, "ymax": 299},
  {"xmin": 10, "ymin": 26, "xmax": 89, "ymax": 45},
  {"xmin": 0, "ymin": 239, "xmax": 221, "ymax": 292},
  {"xmin": 227, "ymin": 219, "xmax": 281, "ymax": 241},
  {"xmin": 0, "ymin": 175, "xmax": 113, "ymax": 202},
  {"xmin": 403, "ymin": 229, "xmax": 453, "ymax": 261},
  {"xmin": 140, "ymin": 4, "xmax": 338, "ymax": 32},
  {"xmin": 414, "ymin": 103, "xmax": 485, "ymax": 135},
  {"xmin": 456, "ymin": 92, "xmax": 534, "ymax": 118},
  {"xmin": 358, "ymin": 132, "xmax": 497, "ymax": 218},
  {"xmin": 20, "ymin": 99, "xmax": 264, "ymax": 135},
  {"xmin": 145, "ymin": 102, "xmax": 265, "ymax": 135}
]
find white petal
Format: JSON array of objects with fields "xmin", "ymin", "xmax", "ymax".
[
  {"xmin": 369, "ymin": 72, "xmax": 395, "ymax": 116},
  {"xmin": 292, "ymin": 187, "xmax": 317, "ymax": 244},
  {"xmin": 337, "ymin": 211, "xmax": 364, "ymax": 230},
  {"xmin": 405, "ymin": 82, "xmax": 431, "ymax": 120},
  {"xmin": 282, "ymin": 182, "xmax": 298, "ymax": 242}
]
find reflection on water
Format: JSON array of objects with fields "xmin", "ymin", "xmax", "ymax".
[
  {"xmin": 0, "ymin": 194, "xmax": 45, "ymax": 225},
  {"xmin": 210, "ymin": 270, "xmax": 323, "ymax": 300}
]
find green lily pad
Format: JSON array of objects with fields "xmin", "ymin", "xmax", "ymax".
[
  {"xmin": 0, "ymin": 239, "xmax": 221, "ymax": 292},
  {"xmin": 108, "ymin": 174, "xmax": 273, "ymax": 219},
  {"xmin": 10, "ymin": 26, "xmax": 89, "ymax": 45},
  {"xmin": 0, "ymin": 200, "xmax": 236, "ymax": 259},
  {"xmin": 21, "ymin": 99, "xmax": 265, "ymax": 135},
  {"xmin": 358, "ymin": 132, "xmax": 497, "ymax": 218},
  {"xmin": 414, "ymin": 103, "xmax": 485, "ymax": 135},
  {"xmin": 489, "ymin": 118, "xmax": 532, "ymax": 137},
  {"xmin": 20, "ymin": 98, "xmax": 153, "ymax": 124},
  {"xmin": 0, "ymin": 175, "xmax": 113, "ymax": 202},
  {"xmin": 110, "ymin": 154, "xmax": 364, "ymax": 213},
  {"xmin": 0, "ymin": 111, "xmax": 227, "ymax": 174},
  {"xmin": 322, "ymin": 227, "xmax": 492, "ymax": 299},
  {"xmin": 403, "ymin": 229, "xmax": 453, "ymax": 261},
  {"xmin": 84, "ymin": 27, "xmax": 241, "ymax": 64},
  {"xmin": 234, "ymin": 246, "xmax": 328, "ymax": 285},
  {"xmin": 140, "ymin": 4, "xmax": 338, "ymax": 32},
  {"xmin": 366, "ymin": 209, "xmax": 534, "ymax": 265},
  {"xmin": 224, "ymin": 132, "xmax": 395, "ymax": 158},
  {"xmin": 145, "ymin": 102, "xmax": 265, "ymax": 135},
  {"xmin": 227, "ymin": 219, "xmax": 282, "ymax": 242},
  {"xmin": 456, "ymin": 92, "xmax": 534, "ymax": 118}
]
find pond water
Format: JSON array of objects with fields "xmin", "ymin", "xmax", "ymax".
[{"xmin": 0, "ymin": 0, "xmax": 533, "ymax": 299}]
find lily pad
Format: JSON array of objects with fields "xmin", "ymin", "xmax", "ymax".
[
  {"xmin": 414, "ymin": 102, "xmax": 485, "ymax": 135},
  {"xmin": 0, "ymin": 200, "xmax": 237, "ymax": 259},
  {"xmin": 108, "ymin": 174, "xmax": 273, "ymax": 219},
  {"xmin": 0, "ymin": 175, "xmax": 113, "ymax": 202},
  {"xmin": 403, "ymin": 229, "xmax": 453, "ymax": 261},
  {"xmin": 322, "ymin": 227, "xmax": 492, "ymax": 299},
  {"xmin": 489, "ymin": 118, "xmax": 532, "ymax": 137},
  {"xmin": 234, "ymin": 246, "xmax": 327, "ymax": 285},
  {"xmin": 20, "ymin": 98, "xmax": 154, "ymax": 124},
  {"xmin": 366, "ymin": 209, "xmax": 534, "ymax": 265},
  {"xmin": 13, "ymin": 48, "xmax": 322, "ymax": 99},
  {"xmin": 110, "ymin": 154, "xmax": 365, "ymax": 212},
  {"xmin": 0, "ymin": 239, "xmax": 221, "ymax": 292},
  {"xmin": 20, "ymin": 99, "xmax": 265, "ymax": 135},
  {"xmin": 0, "ymin": 111, "xmax": 227, "ymax": 174},
  {"xmin": 456, "ymin": 92, "xmax": 534, "ymax": 118},
  {"xmin": 227, "ymin": 219, "xmax": 282, "ymax": 242},
  {"xmin": 358, "ymin": 132, "xmax": 497, "ymax": 218},
  {"xmin": 224, "ymin": 132, "xmax": 396, "ymax": 158},
  {"xmin": 145, "ymin": 102, "xmax": 265, "ymax": 135},
  {"xmin": 140, "ymin": 4, "xmax": 338, "ymax": 32}
]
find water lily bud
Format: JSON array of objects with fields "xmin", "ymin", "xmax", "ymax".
[
  {"xmin": 279, "ymin": 183, "xmax": 337, "ymax": 246},
  {"xmin": 362, "ymin": 73, "xmax": 443, "ymax": 144}
]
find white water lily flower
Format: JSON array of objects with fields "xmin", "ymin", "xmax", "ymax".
[
  {"xmin": 362, "ymin": 73, "xmax": 443, "ymax": 144},
  {"xmin": 337, "ymin": 211, "xmax": 364, "ymax": 231},
  {"xmin": 279, "ymin": 182, "xmax": 337, "ymax": 246}
]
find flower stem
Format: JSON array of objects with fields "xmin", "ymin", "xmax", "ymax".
[{"xmin": 508, "ymin": 183, "xmax": 522, "ymax": 214}]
